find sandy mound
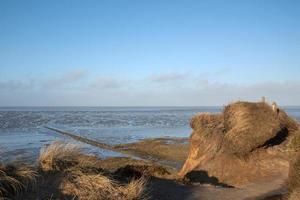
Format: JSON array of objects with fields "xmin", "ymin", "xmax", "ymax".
[{"xmin": 179, "ymin": 101, "xmax": 300, "ymax": 187}]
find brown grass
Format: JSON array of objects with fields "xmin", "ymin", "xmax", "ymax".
[
  {"xmin": 288, "ymin": 189, "xmax": 300, "ymax": 200},
  {"xmin": 190, "ymin": 113, "xmax": 224, "ymax": 132},
  {"xmin": 180, "ymin": 100, "xmax": 300, "ymax": 186},
  {"xmin": 190, "ymin": 113, "xmax": 224, "ymax": 138},
  {"xmin": 115, "ymin": 138, "xmax": 189, "ymax": 166},
  {"xmin": 222, "ymin": 102, "xmax": 284, "ymax": 155},
  {"xmin": 61, "ymin": 170, "xmax": 147, "ymax": 200},
  {"xmin": 39, "ymin": 141, "xmax": 82, "ymax": 172},
  {"xmin": 289, "ymin": 130, "xmax": 300, "ymax": 151},
  {"xmin": 288, "ymin": 151, "xmax": 300, "ymax": 200},
  {"xmin": 187, "ymin": 101, "xmax": 296, "ymax": 156},
  {"xmin": 289, "ymin": 152, "xmax": 300, "ymax": 193},
  {"xmin": 38, "ymin": 141, "xmax": 148, "ymax": 200},
  {"xmin": 278, "ymin": 110, "xmax": 300, "ymax": 133},
  {"xmin": 0, "ymin": 162, "xmax": 37, "ymax": 198}
]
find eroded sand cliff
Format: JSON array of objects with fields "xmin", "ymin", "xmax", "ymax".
[{"xmin": 180, "ymin": 101, "xmax": 300, "ymax": 187}]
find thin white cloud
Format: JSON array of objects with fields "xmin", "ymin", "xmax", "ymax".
[
  {"xmin": 197, "ymin": 67, "xmax": 231, "ymax": 79},
  {"xmin": 42, "ymin": 69, "xmax": 88, "ymax": 89},
  {"xmin": 150, "ymin": 72, "xmax": 188, "ymax": 83},
  {"xmin": 0, "ymin": 70, "xmax": 300, "ymax": 106},
  {"xmin": 0, "ymin": 79, "xmax": 37, "ymax": 91},
  {"xmin": 89, "ymin": 76, "xmax": 131, "ymax": 90},
  {"xmin": 213, "ymin": 67, "xmax": 231, "ymax": 76},
  {"xmin": 0, "ymin": 69, "xmax": 88, "ymax": 92}
]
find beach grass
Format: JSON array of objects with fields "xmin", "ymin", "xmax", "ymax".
[
  {"xmin": 38, "ymin": 141, "xmax": 148, "ymax": 200},
  {"xmin": 0, "ymin": 162, "xmax": 37, "ymax": 198}
]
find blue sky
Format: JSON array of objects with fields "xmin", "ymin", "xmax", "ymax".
[{"xmin": 0, "ymin": 0, "xmax": 299, "ymax": 106}]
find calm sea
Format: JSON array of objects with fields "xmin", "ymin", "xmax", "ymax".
[{"xmin": 1, "ymin": 106, "xmax": 299, "ymax": 162}]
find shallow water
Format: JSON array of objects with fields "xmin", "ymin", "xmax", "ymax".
[{"xmin": 0, "ymin": 106, "xmax": 299, "ymax": 162}]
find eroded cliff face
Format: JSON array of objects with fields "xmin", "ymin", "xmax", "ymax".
[{"xmin": 179, "ymin": 101, "xmax": 300, "ymax": 187}]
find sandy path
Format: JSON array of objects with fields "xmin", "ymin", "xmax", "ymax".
[{"xmin": 149, "ymin": 177, "xmax": 286, "ymax": 200}]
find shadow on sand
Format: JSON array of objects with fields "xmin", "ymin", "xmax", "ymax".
[{"xmin": 185, "ymin": 170, "xmax": 234, "ymax": 188}]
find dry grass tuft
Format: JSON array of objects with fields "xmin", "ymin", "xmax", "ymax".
[
  {"xmin": 180, "ymin": 100, "xmax": 300, "ymax": 184},
  {"xmin": 289, "ymin": 130, "xmax": 300, "ymax": 151},
  {"xmin": 289, "ymin": 152, "xmax": 300, "ymax": 193},
  {"xmin": 288, "ymin": 188, "xmax": 300, "ymax": 200},
  {"xmin": 222, "ymin": 101, "xmax": 284, "ymax": 155},
  {"xmin": 190, "ymin": 113, "xmax": 224, "ymax": 131},
  {"xmin": 188, "ymin": 101, "xmax": 297, "ymax": 156},
  {"xmin": 0, "ymin": 168, "xmax": 22, "ymax": 198},
  {"xmin": 38, "ymin": 141, "xmax": 148, "ymax": 200},
  {"xmin": 0, "ymin": 162, "xmax": 37, "ymax": 198},
  {"xmin": 278, "ymin": 111, "xmax": 300, "ymax": 133},
  {"xmin": 61, "ymin": 170, "xmax": 147, "ymax": 200},
  {"xmin": 39, "ymin": 141, "xmax": 107, "ymax": 175},
  {"xmin": 39, "ymin": 141, "xmax": 82, "ymax": 172},
  {"xmin": 190, "ymin": 113, "xmax": 224, "ymax": 139}
]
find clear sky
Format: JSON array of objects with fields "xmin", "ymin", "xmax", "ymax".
[{"xmin": 0, "ymin": 0, "xmax": 299, "ymax": 106}]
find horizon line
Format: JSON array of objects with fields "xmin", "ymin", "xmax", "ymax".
[{"xmin": 1, "ymin": 105, "xmax": 300, "ymax": 108}]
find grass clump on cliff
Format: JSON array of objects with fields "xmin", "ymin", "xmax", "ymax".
[
  {"xmin": 222, "ymin": 102, "xmax": 289, "ymax": 155},
  {"xmin": 180, "ymin": 100, "xmax": 300, "ymax": 186},
  {"xmin": 186, "ymin": 101, "xmax": 297, "ymax": 156},
  {"xmin": 288, "ymin": 152, "xmax": 300, "ymax": 200},
  {"xmin": 190, "ymin": 113, "xmax": 224, "ymax": 138},
  {"xmin": 289, "ymin": 152, "xmax": 300, "ymax": 192},
  {"xmin": 288, "ymin": 130, "xmax": 300, "ymax": 151}
]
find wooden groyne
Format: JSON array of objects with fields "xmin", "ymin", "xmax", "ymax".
[{"xmin": 44, "ymin": 126, "xmax": 117, "ymax": 152}]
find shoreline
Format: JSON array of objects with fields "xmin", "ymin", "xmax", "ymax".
[
  {"xmin": 0, "ymin": 138, "xmax": 287, "ymax": 200},
  {"xmin": 1, "ymin": 126, "xmax": 189, "ymax": 172},
  {"xmin": 44, "ymin": 126, "xmax": 189, "ymax": 169},
  {"xmin": 0, "ymin": 127, "xmax": 290, "ymax": 199}
]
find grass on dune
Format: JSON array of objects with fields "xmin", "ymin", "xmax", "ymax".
[
  {"xmin": 62, "ymin": 170, "xmax": 148, "ymax": 200},
  {"xmin": 289, "ymin": 130, "xmax": 300, "ymax": 151},
  {"xmin": 288, "ymin": 150, "xmax": 300, "ymax": 200},
  {"xmin": 0, "ymin": 141, "xmax": 148, "ymax": 200},
  {"xmin": 289, "ymin": 153, "xmax": 300, "ymax": 191},
  {"xmin": 39, "ymin": 141, "xmax": 82, "ymax": 172},
  {"xmin": 288, "ymin": 189, "xmax": 300, "ymax": 200},
  {"xmin": 0, "ymin": 162, "xmax": 37, "ymax": 198},
  {"xmin": 38, "ymin": 141, "xmax": 148, "ymax": 200}
]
